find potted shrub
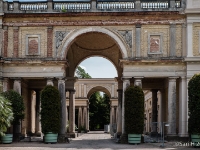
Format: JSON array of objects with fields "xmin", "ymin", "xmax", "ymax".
[
  {"xmin": 124, "ymin": 86, "xmax": 144, "ymax": 144},
  {"xmin": 2, "ymin": 90, "xmax": 25, "ymax": 142},
  {"xmin": 0, "ymin": 94, "xmax": 14, "ymax": 144},
  {"xmin": 188, "ymin": 74, "xmax": 200, "ymax": 147},
  {"xmin": 40, "ymin": 85, "xmax": 61, "ymax": 143}
]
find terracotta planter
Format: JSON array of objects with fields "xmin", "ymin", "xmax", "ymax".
[
  {"xmin": 1, "ymin": 134, "xmax": 13, "ymax": 144},
  {"xmin": 128, "ymin": 134, "xmax": 141, "ymax": 144}
]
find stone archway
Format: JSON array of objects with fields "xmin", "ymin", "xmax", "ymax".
[{"xmin": 59, "ymin": 26, "xmax": 128, "ymax": 60}]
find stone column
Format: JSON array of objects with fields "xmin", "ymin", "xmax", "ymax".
[
  {"xmin": 117, "ymin": 89, "xmax": 122, "ymax": 135},
  {"xmin": 134, "ymin": 77, "xmax": 143, "ymax": 88},
  {"xmin": 187, "ymin": 23, "xmax": 193, "ymax": 57},
  {"xmin": 135, "ymin": 24, "xmax": 141, "ymax": 57},
  {"xmin": 179, "ymin": 76, "xmax": 188, "ymax": 137},
  {"xmin": 83, "ymin": 107, "xmax": 87, "ymax": 129},
  {"xmin": 3, "ymin": 78, "xmax": 9, "ymax": 92},
  {"xmin": 151, "ymin": 89, "xmax": 158, "ymax": 133},
  {"xmin": 122, "ymin": 78, "xmax": 130, "ymax": 134},
  {"xmin": 46, "ymin": 78, "xmax": 54, "ymax": 86},
  {"xmin": 35, "ymin": 90, "xmax": 41, "ymax": 136},
  {"xmin": 168, "ymin": 77, "xmax": 177, "ymax": 136},
  {"xmin": 58, "ymin": 78, "xmax": 66, "ymax": 142},
  {"xmin": 13, "ymin": 78, "xmax": 21, "ymax": 141},
  {"xmin": 87, "ymin": 106, "xmax": 90, "ymax": 131},
  {"xmin": 13, "ymin": 78, "xmax": 21, "ymax": 95},
  {"xmin": 78, "ymin": 107, "xmax": 83, "ymax": 128},
  {"xmin": 69, "ymin": 90, "xmax": 76, "ymax": 137}
]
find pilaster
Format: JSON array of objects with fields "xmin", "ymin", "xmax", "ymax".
[
  {"xmin": 3, "ymin": 78, "xmax": 9, "ymax": 92},
  {"xmin": 186, "ymin": 23, "xmax": 193, "ymax": 57},
  {"xmin": 170, "ymin": 24, "xmax": 176, "ymax": 57},
  {"xmin": 13, "ymin": 26, "xmax": 19, "ymax": 58},
  {"xmin": 135, "ymin": 24, "xmax": 141, "ymax": 57}
]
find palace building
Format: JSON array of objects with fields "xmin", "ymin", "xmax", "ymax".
[{"xmin": 0, "ymin": 0, "xmax": 199, "ymax": 140}]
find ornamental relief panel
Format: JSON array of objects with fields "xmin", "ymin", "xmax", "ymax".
[
  {"xmin": 109, "ymin": 27, "xmax": 134, "ymax": 58},
  {"xmin": 193, "ymin": 23, "xmax": 200, "ymax": 56},
  {"xmin": 19, "ymin": 27, "xmax": 47, "ymax": 58},
  {"xmin": 141, "ymin": 25, "xmax": 169, "ymax": 58}
]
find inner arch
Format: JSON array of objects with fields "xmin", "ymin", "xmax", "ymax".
[{"xmin": 87, "ymin": 86, "xmax": 111, "ymax": 99}]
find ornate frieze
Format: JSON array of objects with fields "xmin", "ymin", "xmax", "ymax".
[
  {"xmin": 118, "ymin": 30, "xmax": 132, "ymax": 49},
  {"xmin": 55, "ymin": 31, "xmax": 69, "ymax": 50}
]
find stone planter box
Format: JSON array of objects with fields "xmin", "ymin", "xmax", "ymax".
[
  {"xmin": 128, "ymin": 134, "xmax": 141, "ymax": 144},
  {"xmin": 1, "ymin": 134, "xmax": 13, "ymax": 144}
]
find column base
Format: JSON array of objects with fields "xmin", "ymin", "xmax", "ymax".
[
  {"xmin": 179, "ymin": 133, "xmax": 189, "ymax": 137},
  {"xmin": 67, "ymin": 132, "xmax": 77, "ymax": 138},
  {"xmin": 120, "ymin": 133, "xmax": 128, "ymax": 144},
  {"xmin": 58, "ymin": 134, "xmax": 66, "ymax": 143},
  {"xmin": 166, "ymin": 135, "xmax": 189, "ymax": 141},
  {"xmin": 35, "ymin": 132, "xmax": 42, "ymax": 137}
]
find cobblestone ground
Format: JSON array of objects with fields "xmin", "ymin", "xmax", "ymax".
[{"xmin": 0, "ymin": 131, "xmax": 196, "ymax": 150}]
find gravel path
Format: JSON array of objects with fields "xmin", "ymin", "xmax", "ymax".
[{"xmin": 0, "ymin": 131, "xmax": 196, "ymax": 150}]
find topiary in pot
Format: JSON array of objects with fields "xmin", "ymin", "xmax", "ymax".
[
  {"xmin": 40, "ymin": 85, "xmax": 61, "ymax": 143},
  {"xmin": 2, "ymin": 90, "xmax": 25, "ymax": 142},
  {"xmin": 188, "ymin": 74, "xmax": 200, "ymax": 147},
  {"xmin": 124, "ymin": 85, "xmax": 144, "ymax": 144}
]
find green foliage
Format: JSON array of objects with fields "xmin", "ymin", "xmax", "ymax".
[
  {"xmin": 125, "ymin": 86, "xmax": 144, "ymax": 134},
  {"xmin": 188, "ymin": 74, "xmax": 200, "ymax": 134},
  {"xmin": 0, "ymin": 94, "xmax": 14, "ymax": 136},
  {"xmin": 2, "ymin": 90, "xmax": 25, "ymax": 124},
  {"xmin": 40, "ymin": 85, "xmax": 61, "ymax": 133},
  {"xmin": 89, "ymin": 92, "xmax": 110, "ymax": 130},
  {"xmin": 76, "ymin": 66, "xmax": 92, "ymax": 79}
]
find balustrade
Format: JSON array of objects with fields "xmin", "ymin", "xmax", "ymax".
[{"xmin": 4, "ymin": 0, "xmax": 183, "ymax": 12}]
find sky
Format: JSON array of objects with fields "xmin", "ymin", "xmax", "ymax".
[{"xmin": 79, "ymin": 57, "xmax": 117, "ymax": 78}]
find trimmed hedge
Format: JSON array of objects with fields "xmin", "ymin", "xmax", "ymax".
[
  {"xmin": 40, "ymin": 85, "xmax": 61, "ymax": 133},
  {"xmin": 188, "ymin": 74, "xmax": 200, "ymax": 134},
  {"xmin": 125, "ymin": 86, "xmax": 144, "ymax": 134},
  {"xmin": 2, "ymin": 90, "xmax": 24, "ymax": 124}
]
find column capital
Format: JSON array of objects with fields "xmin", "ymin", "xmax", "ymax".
[
  {"xmin": 117, "ymin": 89, "xmax": 123, "ymax": 92},
  {"xmin": 121, "ymin": 77, "xmax": 131, "ymax": 81},
  {"xmin": 58, "ymin": 78, "xmax": 66, "ymax": 84},
  {"xmin": 168, "ymin": 77, "xmax": 178, "ymax": 82},
  {"xmin": 69, "ymin": 89, "xmax": 76, "ymax": 94}
]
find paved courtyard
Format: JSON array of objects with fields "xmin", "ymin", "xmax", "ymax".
[{"xmin": 0, "ymin": 131, "xmax": 196, "ymax": 150}]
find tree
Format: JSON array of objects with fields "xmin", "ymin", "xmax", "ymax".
[
  {"xmin": 75, "ymin": 66, "xmax": 92, "ymax": 78},
  {"xmin": 0, "ymin": 94, "xmax": 14, "ymax": 136},
  {"xmin": 188, "ymin": 74, "xmax": 200, "ymax": 135},
  {"xmin": 40, "ymin": 85, "xmax": 61, "ymax": 134},
  {"xmin": 89, "ymin": 92, "xmax": 110, "ymax": 130}
]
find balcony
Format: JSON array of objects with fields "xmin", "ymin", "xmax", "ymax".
[{"xmin": 3, "ymin": 0, "xmax": 184, "ymax": 13}]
